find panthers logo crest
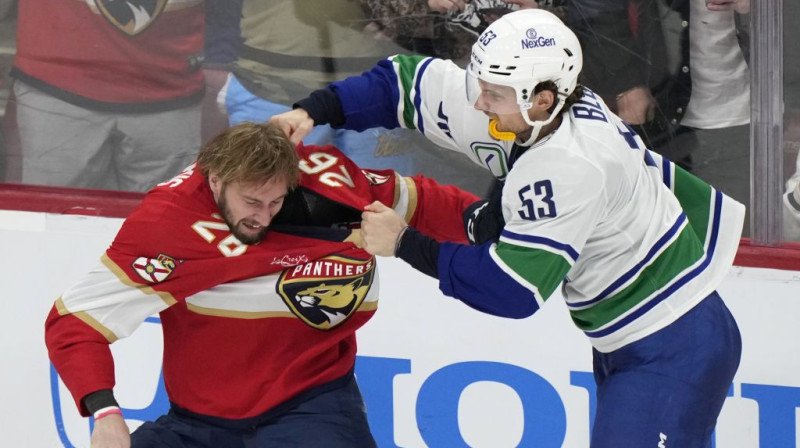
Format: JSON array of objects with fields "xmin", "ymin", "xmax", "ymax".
[
  {"xmin": 94, "ymin": 0, "xmax": 168, "ymax": 36},
  {"xmin": 277, "ymin": 255, "xmax": 375, "ymax": 330}
]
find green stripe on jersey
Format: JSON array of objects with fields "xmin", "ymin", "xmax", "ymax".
[
  {"xmin": 494, "ymin": 241, "xmax": 572, "ymax": 301},
  {"xmin": 389, "ymin": 54, "xmax": 428, "ymax": 130},
  {"xmin": 570, "ymin": 225, "xmax": 705, "ymax": 331},
  {"xmin": 672, "ymin": 164, "xmax": 712, "ymax": 242}
]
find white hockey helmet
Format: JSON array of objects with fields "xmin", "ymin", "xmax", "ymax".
[{"xmin": 467, "ymin": 9, "xmax": 583, "ymax": 141}]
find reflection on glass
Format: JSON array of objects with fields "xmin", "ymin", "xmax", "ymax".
[
  {"xmin": 568, "ymin": 0, "xmax": 751, "ymax": 235},
  {"xmin": 782, "ymin": 0, "xmax": 800, "ymax": 241},
  {"xmin": 0, "ymin": 0, "xmax": 794, "ymax": 245}
]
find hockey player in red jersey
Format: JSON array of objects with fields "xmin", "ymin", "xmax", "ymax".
[{"xmin": 45, "ymin": 122, "xmax": 478, "ymax": 448}]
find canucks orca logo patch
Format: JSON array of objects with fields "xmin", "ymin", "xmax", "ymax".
[
  {"xmin": 96, "ymin": 0, "xmax": 168, "ymax": 36},
  {"xmin": 277, "ymin": 255, "xmax": 375, "ymax": 330}
]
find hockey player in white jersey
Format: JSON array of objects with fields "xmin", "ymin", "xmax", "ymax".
[{"xmin": 272, "ymin": 9, "xmax": 743, "ymax": 447}]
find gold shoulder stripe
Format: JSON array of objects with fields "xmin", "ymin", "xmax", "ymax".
[
  {"xmin": 394, "ymin": 175, "xmax": 419, "ymax": 223},
  {"xmin": 186, "ymin": 302, "xmax": 296, "ymax": 320},
  {"xmin": 101, "ymin": 253, "xmax": 178, "ymax": 306},
  {"xmin": 55, "ymin": 296, "xmax": 70, "ymax": 317},
  {"xmin": 55, "ymin": 297, "xmax": 118, "ymax": 343},
  {"xmin": 404, "ymin": 177, "xmax": 419, "ymax": 222},
  {"xmin": 357, "ymin": 301, "xmax": 379, "ymax": 312}
]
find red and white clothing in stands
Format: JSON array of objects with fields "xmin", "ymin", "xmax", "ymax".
[
  {"xmin": 45, "ymin": 143, "xmax": 477, "ymax": 422},
  {"xmin": 8, "ymin": 0, "xmax": 206, "ymax": 191},
  {"xmin": 12, "ymin": 0, "xmax": 205, "ymax": 111}
]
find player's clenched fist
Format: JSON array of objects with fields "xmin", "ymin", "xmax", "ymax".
[
  {"xmin": 361, "ymin": 201, "xmax": 409, "ymax": 257},
  {"xmin": 269, "ymin": 108, "xmax": 315, "ymax": 146}
]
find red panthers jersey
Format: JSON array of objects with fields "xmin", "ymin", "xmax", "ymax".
[{"xmin": 45, "ymin": 143, "xmax": 478, "ymax": 420}]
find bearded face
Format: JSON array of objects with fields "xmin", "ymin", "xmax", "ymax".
[
  {"xmin": 208, "ymin": 175, "xmax": 289, "ymax": 246},
  {"xmin": 216, "ymin": 186, "xmax": 271, "ymax": 245}
]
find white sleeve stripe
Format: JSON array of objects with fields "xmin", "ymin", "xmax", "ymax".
[
  {"xmin": 499, "ymin": 229, "xmax": 579, "ymax": 262},
  {"xmin": 488, "ymin": 244, "xmax": 546, "ymax": 308}
]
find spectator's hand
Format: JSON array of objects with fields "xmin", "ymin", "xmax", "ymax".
[
  {"xmin": 429, "ymin": 0, "xmax": 468, "ymax": 14},
  {"xmin": 503, "ymin": 0, "xmax": 538, "ymax": 10},
  {"xmin": 361, "ymin": 201, "xmax": 408, "ymax": 257},
  {"xmin": 364, "ymin": 21, "xmax": 393, "ymax": 41},
  {"xmin": 706, "ymin": 0, "xmax": 750, "ymax": 14},
  {"xmin": 616, "ymin": 86, "xmax": 655, "ymax": 125},
  {"xmin": 91, "ymin": 414, "xmax": 130, "ymax": 448},
  {"xmin": 269, "ymin": 109, "xmax": 315, "ymax": 146}
]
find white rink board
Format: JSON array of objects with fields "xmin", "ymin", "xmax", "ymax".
[{"xmin": 0, "ymin": 210, "xmax": 798, "ymax": 447}]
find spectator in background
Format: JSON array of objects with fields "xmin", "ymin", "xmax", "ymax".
[
  {"xmin": 783, "ymin": 150, "xmax": 800, "ymax": 240},
  {"xmin": 6, "ymin": 0, "xmax": 205, "ymax": 191},
  {"xmin": 783, "ymin": 0, "xmax": 800, "ymax": 241},
  {"xmin": 215, "ymin": 0, "xmax": 496, "ymax": 195},
  {"xmin": 0, "ymin": 0, "xmax": 13, "ymax": 179},
  {"xmin": 200, "ymin": 0, "xmax": 243, "ymax": 145},
  {"xmin": 219, "ymin": 0, "xmax": 414, "ymax": 174},
  {"xmin": 361, "ymin": 0, "xmax": 472, "ymax": 64},
  {"xmin": 567, "ymin": 0, "xmax": 751, "ymax": 223},
  {"xmin": 361, "ymin": 0, "xmax": 542, "ymax": 66},
  {"xmin": 363, "ymin": 0, "xmax": 512, "ymax": 65}
]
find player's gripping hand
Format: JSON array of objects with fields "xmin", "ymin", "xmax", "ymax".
[
  {"xmin": 361, "ymin": 201, "xmax": 408, "ymax": 257},
  {"xmin": 91, "ymin": 414, "xmax": 130, "ymax": 448},
  {"xmin": 269, "ymin": 108, "xmax": 315, "ymax": 146}
]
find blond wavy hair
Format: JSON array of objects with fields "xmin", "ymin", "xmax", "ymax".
[{"xmin": 197, "ymin": 122, "xmax": 299, "ymax": 189}]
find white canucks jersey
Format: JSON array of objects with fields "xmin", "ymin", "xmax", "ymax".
[{"xmin": 331, "ymin": 54, "xmax": 745, "ymax": 352}]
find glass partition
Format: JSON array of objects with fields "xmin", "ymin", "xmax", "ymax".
[
  {"xmin": 782, "ymin": 0, "xmax": 800, "ymax": 241},
  {"xmin": 0, "ymin": 0, "xmax": 794, "ymax": 246}
]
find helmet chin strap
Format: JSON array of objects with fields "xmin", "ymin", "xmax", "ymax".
[
  {"xmin": 515, "ymin": 95, "xmax": 566, "ymax": 147},
  {"xmin": 486, "ymin": 95, "xmax": 568, "ymax": 145}
]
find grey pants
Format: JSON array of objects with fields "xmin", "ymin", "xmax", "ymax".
[{"xmin": 12, "ymin": 81, "xmax": 201, "ymax": 192}]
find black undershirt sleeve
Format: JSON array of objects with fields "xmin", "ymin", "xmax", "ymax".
[
  {"xmin": 395, "ymin": 227, "xmax": 440, "ymax": 279},
  {"xmin": 293, "ymin": 88, "xmax": 346, "ymax": 128},
  {"xmin": 82, "ymin": 389, "xmax": 119, "ymax": 414}
]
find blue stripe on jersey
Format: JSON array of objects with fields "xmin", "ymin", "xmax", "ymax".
[
  {"xmin": 413, "ymin": 58, "xmax": 434, "ymax": 134},
  {"xmin": 500, "ymin": 229, "xmax": 579, "ymax": 262},
  {"xmin": 585, "ymin": 191, "xmax": 723, "ymax": 338},
  {"xmin": 662, "ymin": 156, "xmax": 672, "ymax": 189},
  {"xmin": 644, "ymin": 149, "xmax": 657, "ymax": 168},
  {"xmin": 438, "ymin": 241, "xmax": 540, "ymax": 318},
  {"xmin": 569, "ymin": 213, "xmax": 688, "ymax": 308}
]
